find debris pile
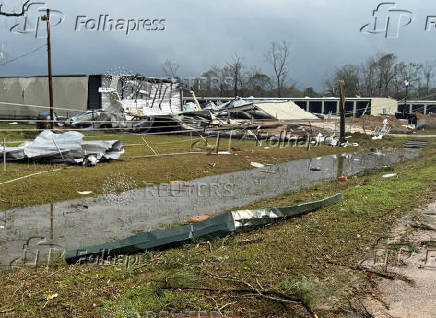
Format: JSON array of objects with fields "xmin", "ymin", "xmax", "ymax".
[
  {"xmin": 416, "ymin": 113, "xmax": 436, "ymax": 130},
  {"xmin": 0, "ymin": 130, "xmax": 124, "ymax": 165}
]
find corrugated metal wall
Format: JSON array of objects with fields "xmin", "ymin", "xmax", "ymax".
[{"xmin": 0, "ymin": 76, "xmax": 89, "ymax": 119}]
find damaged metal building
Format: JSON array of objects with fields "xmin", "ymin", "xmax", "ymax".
[{"xmin": 0, "ymin": 75, "xmax": 183, "ymax": 119}]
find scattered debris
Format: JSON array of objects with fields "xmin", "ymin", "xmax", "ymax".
[
  {"xmin": 382, "ymin": 173, "xmax": 397, "ymax": 179},
  {"xmin": 189, "ymin": 215, "xmax": 211, "ymax": 223},
  {"xmin": 0, "ymin": 130, "xmax": 124, "ymax": 165},
  {"xmin": 310, "ymin": 167, "xmax": 322, "ymax": 172},
  {"xmin": 371, "ymin": 118, "xmax": 391, "ymax": 140},
  {"xmin": 77, "ymin": 191, "xmax": 93, "ymax": 195},
  {"xmin": 404, "ymin": 140, "xmax": 428, "ymax": 149},
  {"xmin": 416, "ymin": 113, "xmax": 436, "ymax": 130},
  {"xmin": 45, "ymin": 293, "xmax": 58, "ymax": 301},
  {"xmin": 370, "ymin": 148, "xmax": 384, "ymax": 156},
  {"xmin": 338, "ymin": 176, "xmax": 348, "ymax": 182},
  {"xmin": 250, "ymin": 162, "xmax": 265, "ymax": 168}
]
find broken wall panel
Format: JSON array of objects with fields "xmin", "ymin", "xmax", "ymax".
[{"xmin": 65, "ymin": 193, "xmax": 343, "ymax": 265}]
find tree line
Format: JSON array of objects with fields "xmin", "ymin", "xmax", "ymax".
[
  {"xmin": 325, "ymin": 53, "xmax": 436, "ymax": 100},
  {"xmin": 162, "ymin": 41, "xmax": 310, "ymax": 99},
  {"xmin": 163, "ymin": 51, "xmax": 436, "ymax": 101}
]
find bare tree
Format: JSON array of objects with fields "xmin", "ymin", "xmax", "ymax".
[
  {"xmin": 324, "ymin": 65, "xmax": 361, "ymax": 97},
  {"xmin": 375, "ymin": 53, "xmax": 398, "ymax": 96},
  {"xmin": 391, "ymin": 62, "xmax": 423, "ymax": 98},
  {"xmin": 161, "ymin": 59, "xmax": 180, "ymax": 78},
  {"xmin": 245, "ymin": 66, "xmax": 272, "ymax": 97},
  {"xmin": 225, "ymin": 53, "xmax": 244, "ymax": 97},
  {"xmin": 422, "ymin": 61, "xmax": 435, "ymax": 96},
  {"xmin": 266, "ymin": 41, "xmax": 289, "ymax": 97},
  {"xmin": 361, "ymin": 57, "xmax": 378, "ymax": 97},
  {"xmin": 0, "ymin": 0, "xmax": 31, "ymax": 16}
]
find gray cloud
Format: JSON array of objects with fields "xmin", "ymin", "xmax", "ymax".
[{"xmin": 0, "ymin": 0, "xmax": 435, "ymax": 91}]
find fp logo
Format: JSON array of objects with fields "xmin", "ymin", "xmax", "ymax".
[
  {"xmin": 360, "ymin": 2, "xmax": 414, "ymax": 39},
  {"xmin": 8, "ymin": 2, "xmax": 64, "ymax": 38}
]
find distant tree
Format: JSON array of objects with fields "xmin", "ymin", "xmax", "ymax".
[
  {"xmin": 422, "ymin": 61, "xmax": 435, "ymax": 96},
  {"xmin": 360, "ymin": 57, "xmax": 378, "ymax": 97},
  {"xmin": 303, "ymin": 87, "xmax": 317, "ymax": 97},
  {"xmin": 266, "ymin": 41, "xmax": 289, "ymax": 97},
  {"xmin": 199, "ymin": 68, "xmax": 220, "ymax": 96},
  {"xmin": 161, "ymin": 59, "xmax": 180, "ymax": 78},
  {"xmin": 324, "ymin": 65, "xmax": 361, "ymax": 97},
  {"xmin": 376, "ymin": 53, "xmax": 397, "ymax": 96},
  {"xmin": 392, "ymin": 62, "xmax": 423, "ymax": 99},
  {"xmin": 246, "ymin": 66, "xmax": 273, "ymax": 97},
  {"xmin": 225, "ymin": 53, "xmax": 244, "ymax": 97}
]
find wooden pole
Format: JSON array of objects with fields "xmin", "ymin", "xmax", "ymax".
[
  {"xmin": 43, "ymin": 9, "xmax": 54, "ymax": 129},
  {"xmin": 3, "ymin": 137, "xmax": 6, "ymax": 172},
  {"xmin": 339, "ymin": 80, "xmax": 346, "ymax": 144}
]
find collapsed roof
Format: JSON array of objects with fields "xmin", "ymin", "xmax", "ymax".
[{"xmin": 222, "ymin": 100, "xmax": 319, "ymax": 120}]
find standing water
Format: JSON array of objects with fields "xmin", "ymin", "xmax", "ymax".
[{"xmin": 0, "ymin": 149, "xmax": 419, "ymax": 269}]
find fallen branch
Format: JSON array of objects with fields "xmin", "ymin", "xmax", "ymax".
[
  {"xmin": 163, "ymin": 285, "xmax": 318, "ymax": 318},
  {"xmin": 207, "ymin": 273, "xmax": 319, "ymax": 318},
  {"xmin": 411, "ymin": 223, "xmax": 436, "ymax": 232},
  {"xmin": 0, "ymin": 308, "xmax": 15, "ymax": 314},
  {"xmin": 325, "ymin": 260, "xmax": 415, "ymax": 286}
]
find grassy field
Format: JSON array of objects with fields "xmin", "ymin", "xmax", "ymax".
[
  {"xmin": 0, "ymin": 136, "xmax": 435, "ymax": 317},
  {"xmin": 414, "ymin": 129, "xmax": 436, "ymax": 135},
  {"xmin": 0, "ymin": 123, "xmax": 408, "ymax": 211}
]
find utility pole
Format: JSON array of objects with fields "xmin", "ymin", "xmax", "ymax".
[
  {"xmin": 404, "ymin": 80, "xmax": 410, "ymax": 117},
  {"xmin": 42, "ymin": 9, "xmax": 54, "ymax": 129},
  {"xmin": 339, "ymin": 80, "xmax": 346, "ymax": 144}
]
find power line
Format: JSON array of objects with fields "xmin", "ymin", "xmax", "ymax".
[{"xmin": 0, "ymin": 44, "xmax": 47, "ymax": 66}]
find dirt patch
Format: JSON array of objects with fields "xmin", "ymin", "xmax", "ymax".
[{"xmin": 363, "ymin": 200, "xmax": 436, "ymax": 318}]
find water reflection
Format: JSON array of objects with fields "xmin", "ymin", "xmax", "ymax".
[{"xmin": 0, "ymin": 149, "xmax": 419, "ymax": 270}]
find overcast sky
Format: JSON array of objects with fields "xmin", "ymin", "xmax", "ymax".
[{"xmin": 0, "ymin": 0, "xmax": 435, "ymax": 91}]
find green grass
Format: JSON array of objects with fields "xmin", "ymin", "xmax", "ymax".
[
  {"xmin": 415, "ymin": 129, "xmax": 436, "ymax": 135},
  {"xmin": 0, "ymin": 123, "xmax": 407, "ymax": 211},
  {"xmin": 1, "ymin": 139, "xmax": 434, "ymax": 317}
]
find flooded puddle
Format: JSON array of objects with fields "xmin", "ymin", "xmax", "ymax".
[{"xmin": 0, "ymin": 149, "xmax": 419, "ymax": 269}]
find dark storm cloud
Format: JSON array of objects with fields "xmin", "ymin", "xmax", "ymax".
[{"xmin": 0, "ymin": 0, "xmax": 435, "ymax": 91}]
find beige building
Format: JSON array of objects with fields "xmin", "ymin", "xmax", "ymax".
[{"xmin": 0, "ymin": 75, "xmax": 92, "ymax": 119}]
